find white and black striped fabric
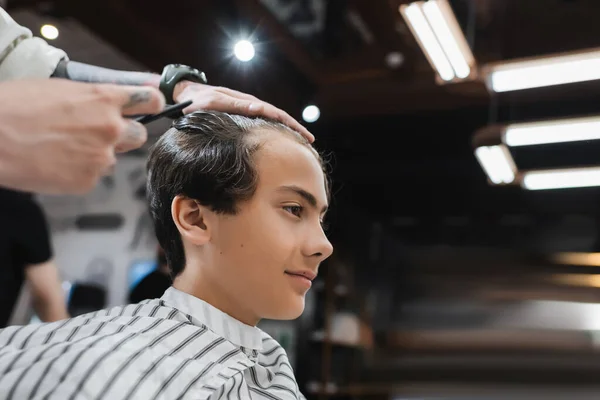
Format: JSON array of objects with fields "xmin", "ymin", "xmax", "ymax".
[{"xmin": 0, "ymin": 287, "xmax": 304, "ymax": 400}]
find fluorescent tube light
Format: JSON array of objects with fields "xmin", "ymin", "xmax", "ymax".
[
  {"xmin": 402, "ymin": 3, "xmax": 454, "ymax": 81},
  {"xmin": 422, "ymin": 0, "xmax": 471, "ymax": 79},
  {"xmin": 487, "ymin": 49, "xmax": 600, "ymax": 92},
  {"xmin": 553, "ymin": 252, "xmax": 600, "ymax": 267},
  {"xmin": 400, "ymin": 0, "xmax": 475, "ymax": 82},
  {"xmin": 523, "ymin": 167, "xmax": 600, "ymax": 190},
  {"xmin": 505, "ymin": 116, "xmax": 600, "ymax": 147},
  {"xmin": 474, "ymin": 145, "xmax": 516, "ymax": 184}
]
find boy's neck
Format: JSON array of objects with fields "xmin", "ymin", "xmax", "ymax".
[{"xmin": 173, "ymin": 269, "xmax": 261, "ymax": 327}]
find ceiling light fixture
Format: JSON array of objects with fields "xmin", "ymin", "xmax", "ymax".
[
  {"xmin": 522, "ymin": 167, "xmax": 600, "ymax": 191},
  {"xmin": 473, "ymin": 115, "xmax": 600, "ymax": 190},
  {"xmin": 40, "ymin": 24, "xmax": 59, "ymax": 40},
  {"xmin": 234, "ymin": 40, "xmax": 255, "ymax": 62},
  {"xmin": 504, "ymin": 115, "xmax": 600, "ymax": 147},
  {"xmin": 385, "ymin": 52, "xmax": 405, "ymax": 69},
  {"xmin": 553, "ymin": 252, "xmax": 600, "ymax": 267},
  {"xmin": 302, "ymin": 105, "xmax": 320, "ymax": 123},
  {"xmin": 400, "ymin": 0, "xmax": 476, "ymax": 83},
  {"xmin": 484, "ymin": 48, "xmax": 600, "ymax": 93},
  {"xmin": 474, "ymin": 145, "xmax": 516, "ymax": 185}
]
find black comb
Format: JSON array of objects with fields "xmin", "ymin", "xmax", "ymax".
[{"xmin": 135, "ymin": 100, "xmax": 193, "ymax": 125}]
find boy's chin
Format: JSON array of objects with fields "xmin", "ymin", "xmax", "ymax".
[{"xmin": 264, "ymin": 298, "xmax": 305, "ymax": 321}]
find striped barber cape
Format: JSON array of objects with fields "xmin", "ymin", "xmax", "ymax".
[{"xmin": 0, "ymin": 287, "xmax": 304, "ymax": 400}]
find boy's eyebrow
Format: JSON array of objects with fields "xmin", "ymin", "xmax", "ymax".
[{"xmin": 277, "ymin": 185, "xmax": 328, "ymax": 214}]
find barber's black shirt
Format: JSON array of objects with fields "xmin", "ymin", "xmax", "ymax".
[{"xmin": 0, "ymin": 188, "xmax": 52, "ymax": 327}]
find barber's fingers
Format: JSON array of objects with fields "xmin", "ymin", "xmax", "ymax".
[
  {"xmin": 202, "ymin": 94, "xmax": 315, "ymax": 143},
  {"xmin": 114, "ymin": 120, "xmax": 148, "ymax": 153},
  {"xmin": 215, "ymin": 86, "xmax": 260, "ymax": 102},
  {"xmin": 93, "ymin": 84, "xmax": 165, "ymax": 116},
  {"xmin": 214, "ymin": 87, "xmax": 314, "ymax": 143},
  {"xmin": 246, "ymin": 102, "xmax": 315, "ymax": 143},
  {"xmin": 119, "ymin": 86, "xmax": 165, "ymax": 116},
  {"xmin": 103, "ymin": 120, "xmax": 146, "ymax": 176}
]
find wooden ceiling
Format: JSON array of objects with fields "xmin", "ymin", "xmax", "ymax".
[{"xmin": 8, "ymin": 0, "xmax": 600, "ymax": 120}]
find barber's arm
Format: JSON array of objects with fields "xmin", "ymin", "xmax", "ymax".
[
  {"xmin": 52, "ymin": 60, "xmax": 314, "ymax": 142},
  {"xmin": 0, "ymin": 6, "xmax": 311, "ymax": 194},
  {"xmin": 16, "ymin": 197, "xmax": 69, "ymax": 322},
  {"xmin": 0, "ymin": 7, "xmax": 67, "ymax": 80},
  {"xmin": 0, "ymin": 5, "xmax": 311, "ymax": 140},
  {"xmin": 25, "ymin": 260, "xmax": 69, "ymax": 322}
]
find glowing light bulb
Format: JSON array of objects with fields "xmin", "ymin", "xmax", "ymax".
[
  {"xmin": 234, "ymin": 40, "xmax": 255, "ymax": 62},
  {"xmin": 41, "ymin": 24, "xmax": 59, "ymax": 40},
  {"xmin": 302, "ymin": 105, "xmax": 320, "ymax": 123}
]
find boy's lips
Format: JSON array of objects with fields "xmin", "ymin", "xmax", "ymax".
[{"xmin": 284, "ymin": 270, "xmax": 317, "ymax": 281}]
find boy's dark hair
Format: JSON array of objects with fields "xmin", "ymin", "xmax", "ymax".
[{"xmin": 146, "ymin": 111, "xmax": 328, "ymax": 277}]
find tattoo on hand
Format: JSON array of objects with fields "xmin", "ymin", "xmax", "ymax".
[{"xmin": 123, "ymin": 91, "xmax": 152, "ymax": 109}]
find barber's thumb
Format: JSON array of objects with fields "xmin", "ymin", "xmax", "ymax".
[{"xmin": 115, "ymin": 120, "xmax": 148, "ymax": 153}]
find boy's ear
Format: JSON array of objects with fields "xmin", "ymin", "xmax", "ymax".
[{"xmin": 171, "ymin": 195, "xmax": 211, "ymax": 245}]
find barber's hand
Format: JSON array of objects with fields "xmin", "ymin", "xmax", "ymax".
[
  {"xmin": 173, "ymin": 81, "xmax": 315, "ymax": 143},
  {"xmin": 0, "ymin": 79, "xmax": 164, "ymax": 195}
]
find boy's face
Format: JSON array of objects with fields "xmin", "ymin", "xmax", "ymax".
[{"xmin": 198, "ymin": 130, "xmax": 333, "ymax": 323}]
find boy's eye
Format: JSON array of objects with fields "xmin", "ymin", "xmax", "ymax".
[{"xmin": 284, "ymin": 205, "xmax": 303, "ymax": 217}]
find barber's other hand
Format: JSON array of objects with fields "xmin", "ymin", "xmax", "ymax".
[
  {"xmin": 0, "ymin": 79, "xmax": 164, "ymax": 195},
  {"xmin": 173, "ymin": 82, "xmax": 315, "ymax": 143}
]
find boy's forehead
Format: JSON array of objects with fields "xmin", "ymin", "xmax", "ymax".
[
  {"xmin": 256, "ymin": 133, "xmax": 315, "ymax": 172},
  {"xmin": 254, "ymin": 132, "xmax": 326, "ymax": 197}
]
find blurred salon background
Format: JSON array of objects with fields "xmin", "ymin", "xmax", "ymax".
[{"xmin": 6, "ymin": 0, "xmax": 600, "ymax": 398}]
